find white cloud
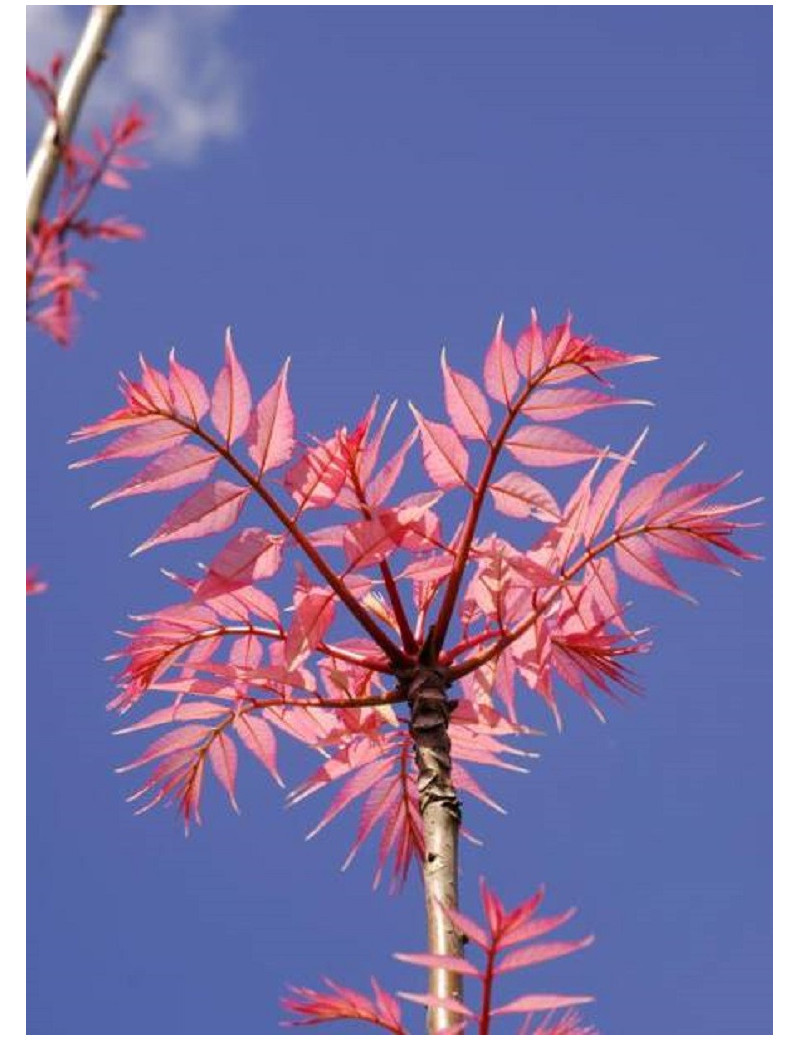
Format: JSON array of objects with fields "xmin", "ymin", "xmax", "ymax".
[{"xmin": 26, "ymin": 6, "xmax": 245, "ymax": 164}]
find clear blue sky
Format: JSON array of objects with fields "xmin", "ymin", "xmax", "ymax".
[{"xmin": 27, "ymin": 6, "xmax": 771, "ymax": 1034}]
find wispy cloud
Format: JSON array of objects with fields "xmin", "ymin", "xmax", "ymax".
[{"xmin": 27, "ymin": 6, "xmax": 245, "ymax": 164}]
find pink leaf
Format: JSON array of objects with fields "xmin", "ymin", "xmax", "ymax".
[
  {"xmin": 211, "ymin": 328, "xmax": 252, "ymax": 446},
  {"xmin": 441, "ymin": 349, "xmax": 491, "ymax": 440},
  {"xmin": 131, "ymin": 480, "xmax": 250, "ymax": 556},
  {"xmin": 489, "ymin": 473, "xmax": 560, "ymax": 521},
  {"xmin": 208, "ymin": 731, "xmax": 239, "ymax": 811},
  {"xmin": 195, "ymin": 528, "xmax": 283, "ymax": 598},
  {"xmin": 515, "ymin": 309, "xmax": 546, "ymax": 383},
  {"xmin": 70, "ymin": 419, "xmax": 189, "ymax": 468},
  {"xmin": 506, "ymin": 426, "xmax": 602, "ymax": 467},
  {"xmin": 101, "ymin": 167, "xmax": 130, "ymax": 189},
  {"xmin": 409, "ymin": 404, "xmax": 470, "ymax": 489},
  {"xmin": 116, "ymin": 724, "xmax": 209, "ymax": 773},
  {"xmin": 246, "ymin": 359, "xmax": 295, "ymax": 475},
  {"xmin": 497, "ymin": 936, "xmax": 595, "ymax": 974},
  {"xmin": 521, "ymin": 387, "xmax": 650, "ymax": 422},
  {"xmin": 169, "ymin": 351, "xmax": 210, "ymax": 424},
  {"xmin": 484, "ymin": 316, "xmax": 520, "ymax": 405},
  {"xmin": 615, "ymin": 444, "xmax": 705, "ymax": 527},
  {"xmin": 285, "ymin": 589, "xmax": 336, "ymax": 668},
  {"xmin": 492, "ymin": 995, "xmax": 594, "ymax": 1017},
  {"xmin": 366, "ymin": 429, "xmax": 418, "ymax": 506},
  {"xmin": 114, "ymin": 701, "xmax": 228, "ymax": 734},
  {"xmin": 614, "ymin": 534, "xmax": 694, "ymax": 601},
  {"xmin": 394, "ymin": 952, "xmax": 481, "ymax": 976},
  {"xmin": 233, "ymin": 713, "xmax": 283, "ymax": 786},
  {"xmin": 91, "ymin": 443, "xmax": 219, "ymax": 507},
  {"xmin": 285, "ymin": 432, "xmax": 348, "ymax": 509},
  {"xmin": 398, "ymin": 991, "xmax": 475, "ymax": 1018}
]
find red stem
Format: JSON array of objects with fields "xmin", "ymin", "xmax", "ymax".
[{"xmin": 170, "ymin": 414, "xmax": 411, "ymax": 668}]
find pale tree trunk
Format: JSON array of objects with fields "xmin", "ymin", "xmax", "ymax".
[
  {"xmin": 407, "ymin": 665, "xmax": 464, "ymax": 1035},
  {"xmin": 26, "ymin": 5, "xmax": 123, "ymax": 234}
]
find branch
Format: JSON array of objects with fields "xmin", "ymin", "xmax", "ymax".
[
  {"xmin": 26, "ymin": 5, "xmax": 123, "ymax": 234},
  {"xmin": 432, "ymin": 358, "xmax": 567, "ymax": 655},
  {"xmin": 181, "ymin": 416, "xmax": 410, "ymax": 668},
  {"xmin": 449, "ymin": 524, "xmax": 647, "ymax": 679}
]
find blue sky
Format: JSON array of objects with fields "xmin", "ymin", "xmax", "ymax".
[{"xmin": 27, "ymin": 6, "xmax": 771, "ymax": 1035}]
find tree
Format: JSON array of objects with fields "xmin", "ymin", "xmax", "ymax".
[
  {"xmin": 27, "ymin": 8, "xmax": 770, "ymax": 1035},
  {"xmin": 70, "ymin": 315, "xmax": 759, "ymax": 1033}
]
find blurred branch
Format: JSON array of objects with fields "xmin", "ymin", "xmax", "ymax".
[{"xmin": 26, "ymin": 5, "xmax": 123, "ymax": 235}]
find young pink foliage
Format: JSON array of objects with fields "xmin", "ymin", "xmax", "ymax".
[
  {"xmin": 72, "ymin": 312, "xmax": 758, "ymax": 876},
  {"xmin": 27, "ymin": 57, "xmax": 148, "ymax": 347},
  {"xmin": 283, "ymin": 878, "xmax": 595, "ymax": 1035},
  {"xmin": 26, "ymin": 566, "xmax": 48, "ymax": 596}
]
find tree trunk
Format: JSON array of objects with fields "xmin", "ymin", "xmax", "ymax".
[
  {"xmin": 27, "ymin": 5, "xmax": 123, "ymax": 235},
  {"xmin": 407, "ymin": 665, "xmax": 464, "ymax": 1035}
]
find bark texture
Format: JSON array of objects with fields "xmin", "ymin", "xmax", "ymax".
[
  {"xmin": 406, "ymin": 666, "xmax": 464, "ymax": 1034},
  {"xmin": 26, "ymin": 5, "xmax": 123, "ymax": 234}
]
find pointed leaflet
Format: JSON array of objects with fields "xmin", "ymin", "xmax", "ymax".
[
  {"xmin": 282, "ymin": 977, "xmax": 406, "ymax": 1033},
  {"xmin": 284, "ymin": 431, "xmax": 348, "ymax": 510},
  {"xmin": 489, "ymin": 473, "xmax": 560, "ymax": 521},
  {"xmin": 521, "ymin": 387, "xmax": 651, "ymax": 422},
  {"xmin": 246, "ymin": 359, "xmax": 295, "ymax": 475},
  {"xmin": 506, "ymin": 425, "xmax": 603, "ymax": 467},
  {"xmin": 441, "ymin": 348, "xmax": 491, "ymax": 440},
  {"xmin": 615, "ymin": 444, "xmax": 705, "ymax": 528},
  {"xmin": 582, "ymin": 430, "xmax": 648, "ymax": 544},
  {"xmin": 168, "ymin": 350, "xmax": 210, "ymax": 424},
  {"xmin": 284, "ymin": 588, "xmax": 336, "ymax": 668},
  {"xmin": 614, "ymin": 534, "xmax": 693, "ymax": 601},
  {"xmin": 91, "ymin": 443, "xmax": 219, "ymax": 508},
  {"xmin": 484, "ymin": 316, "xmax": 520, "ymax": 405},
  {"xmin": 366, "ymin": 429, "xmax": 418, "ymax": 507},
  {"xmin": 131, "ymin": 480, "xmax": 250, "ymax": 556},
  {"xmin": 70, "ymin": 419, "xmax": 189, "ymax": 468},
  {"xmin": 515, "ymin": 309, "xmax": 546, "ymax": 383},
  {"xmin": 194, "ymin": 528, "xmax": 283, "ymax": 598},
  {"xmin": 492, "ymin": 995, "xmax": 594, "ymax": 1017},
  {"xmin": 211, "ymin": 328, "xmax": 252, "ymax": 446},
  {"xmin": 409, "ymin": 403, "xmax": 470, "ymax": 489},
  {"xmin": 208, "ymin": 731, "xmax": 239, "ymax": 811},
  {"xmin": 233, "ymin": 713, "xmax": 283, "ymax": 786}
]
